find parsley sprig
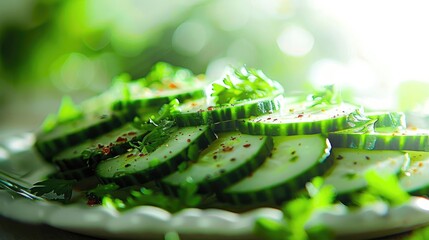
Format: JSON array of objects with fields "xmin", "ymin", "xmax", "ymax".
[
  {"xmin": 354, "ymin": 170, "xmax": 410, "ymax": 207},
  {"xmin": 254, "ymin": 177, "xmax": 335, "ymax": 240},
  {"xmin": 102, "ymin": 178, "xmax": 202, "ymax": 213},
  {"xmin": 141, "ymin": 62, "xmax": 195, "ymax": 88},
  {"xmin": 211, "ymin": 66, "xmax": 283, "ymax": 105},
  {"xmin": 30, "ymin": 178, "xmax": 77, "ymax": 202},
  {"xmin": 307, "ymin": 85, "xmax": 342, "ymax": 107}
]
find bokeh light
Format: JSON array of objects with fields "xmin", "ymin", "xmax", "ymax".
[{"xmin": 1, "ymin": 0, "xmax": 429, "ymax": 131}]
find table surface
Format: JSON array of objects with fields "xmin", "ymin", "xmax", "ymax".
[{"xmin": 0, "ymin": 215, "xmax": 99, "ymax": 240}]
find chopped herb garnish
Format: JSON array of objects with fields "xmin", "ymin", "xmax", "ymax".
[
  {"xmin": 255, "ymin": 177, "xmax": 335, "ymax": 240},
  {"xmin": 307, "ymin": 84, "xmax": 342, "ymax": 107},
  {"xmin": 41, "ymin": 96, "xmax": 82, "ymax": 132},
  {"xmin": 354, "ymin": 170, "xmax": 410, "ymax": 207},
  {"xmin": 30, "ymin": 178, "xmax": 77, "ymax": 202},
  {"xmin": 141, "ymin": 62, "xmax": 195, "ymax": 88},
  {"xmin": 131, "ymin": 120, "xmax": 177, "ymax": 154},
  {"xmin": 102, "ymin": 177, "xmax": 202, "ymax": 213},
  {"xmin": 346, "ymin": 108, "xmax": 377, "ymax": 133},
  {"xmin": 211, "ymin": 66, "xmax": 283, "ymax": 105}
]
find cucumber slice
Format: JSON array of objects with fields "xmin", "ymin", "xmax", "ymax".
[
  {"xmin": 96, "ymin": 125, "xmax": 217, "ymax": 187},
  {"xmin": 174, "ymin": 96, "xmax": 283, "ymax": 127},
  {"xmin": 112, "ymin": 87, "xmax": 206, "ymax": 112},
  {"xmin": 160, "ymin": 132, "xmax": 273, "ymax": 194},
  {"xmin": 35, "ymin": 111, "xmax": 132, "ymax": 161},
  {"xmin": 237, "ymin": 103, "xmax": 358, "ymax": 136},
  {"xmin": 111, "ymin": 62, "xmax": 207, "ymax": 112},
  {"xmin": 328, "ymin": 128, "xmax": 429, "ymax": 151},
  {"xmin": 400, "ymin": 151, "xmax": 429, "ymax": 195},
  {"xmin": 367, "ymin": 111, "xmax": 406, "ymax": 129},
  {"xmin": 219, "ymin": 134, "xmax": 332, "ymax": 204},
  {"xmin": 323, "ymin": 148, "xmax": 409, "ymax": 199},
  {"xmin": 211, "ymin": 120, "xmax": 239, "ymax": 133},
  {"xmin": 52, "ymin": 123, "xmax": 149, "ymax": 171},
  {"xmin": 51, "ymin": 166, "xmax": 94, "ymax": 181}
]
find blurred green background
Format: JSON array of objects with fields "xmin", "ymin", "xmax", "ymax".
[{"xmin": 1, "ymin": 0, "xmax": 429, "ymax": 132}]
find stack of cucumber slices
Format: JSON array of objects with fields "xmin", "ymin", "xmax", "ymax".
[{"xmin": 34, "ymin": 62, "xmax": 429, "ymax": 212}]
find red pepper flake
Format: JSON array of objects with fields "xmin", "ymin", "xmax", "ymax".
[
  {"xmin": 207, "ymin": 106, "xmax": 214, "ymax": 111},
  {"xmin": 87, "ymin": 198, "xmax": 100, "ymax": 206},
  {"xmin": 127, "ymin": 153, "xmax": 134, "ymax": 158},
  {"xmin": 127, "ymin": 132, "xmax": 137, "ymax": 136},
  {"xmin": 139, "ymin": 153, "xmax": 145, "ymax": 157},
  {"xmin": 116, "ymin": 136, "xmax": 127, "ymax": 142},
  {"xmin": 243, "ymin": 143, "xmax": 251, "ymax": 148},
  {"xmin": 102, "ymin": 147, "xmax": 110, "ymax": 155},
  {"xmin": 222, "ymin": 146, "xmax": 234, "ymax": 152},
  {"xmin": 187, "ymin": 139, "xmax": 191, "ymax": 143},
  {"xmin": 297, "ymin": 114, "xmax": 304, "ymax": 118},
  {"xmin": 169, "ymin": 82, "xmax": 178, "ymax": 89},
  {"xmin": 267, "ymin": 117, "xmax": 271, "ymax": 120}
]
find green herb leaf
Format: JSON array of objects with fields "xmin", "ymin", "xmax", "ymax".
[
  {"xmin": 41, "ymin": 113, "xmax": 57, "ymax": 132},
  {"xmin": 41, "ymin": 96, "xmax": 82, "ymax": 133},
  {"xmin": 177, "ymin": 177, "xmax": 202, "ymax": 207},
  {"xmin": 102, "ymin": 183, "xmax": 202, "ymax": 213},
  {"xmin": 211, "ymin": 66, "xmax": 282, "ymax": 105},
  {"xmin": 57, "ymin": 96, "xmax": 82, "ymax": 123},
  {"xmin": 30, "ymin": 179, "xmax": 76, "ymax": 202},
  {"xmin": 131, "ymin": 118, "xmax": 177, "ymax": 154},
  {"xmin": 158, "ymin": 99, "xmax": 180, "ymax": 120},
  {"xmin": 142, "ymin": 62, "xmax": 195, "ymax": 88},
  {"xmin": 307, "ymin": 84, "xmax": 342, "ymax": 107},
  {"xmin": 346, "ymin": 108, "xmax": 377, "ymax": 133},
  {"xmin": 255, "ymin": 177, "xmax": 335, "ymax": 240},
  {"xmin": 405, "ymin": 224, "xmax": 429, "ymax": 240},
  {"xmin": 87, "ymin": 183, "xmax": 119, "ymax": 199},
  {"xmin": 354, "ymin": 170, "xmax": 410, "ymax": 206},
  {"xmin": 254, "ymin": 218, "xmax": 288, "ymax": 240}
]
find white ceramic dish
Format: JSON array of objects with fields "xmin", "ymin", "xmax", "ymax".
[{"xmin": 1, "ymin": 132, "xmax": 429, "ymax": 239}]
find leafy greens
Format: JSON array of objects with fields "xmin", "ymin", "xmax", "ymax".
[{"xmin": 211, "ymin": 66, "xmax": 283, "ymax": 105}]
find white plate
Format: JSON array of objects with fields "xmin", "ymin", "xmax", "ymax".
[{"xmin": 1, "ymin": 132, "xmax": 429, "ymax": 239}]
